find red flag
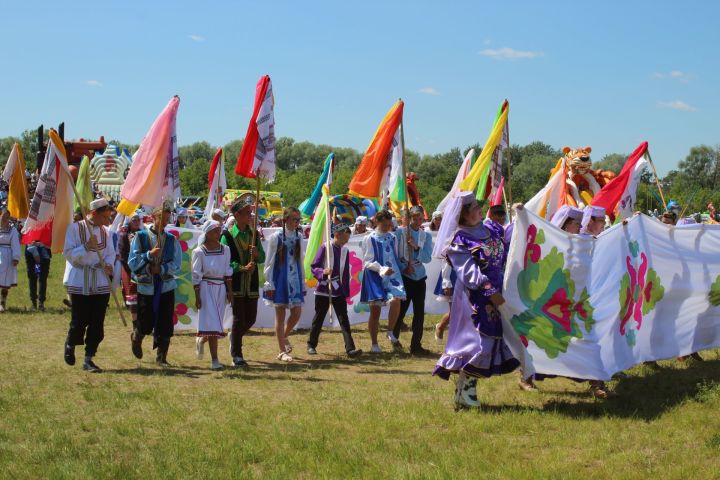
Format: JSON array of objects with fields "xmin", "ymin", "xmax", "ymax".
[
  {"xmin": 208, "ymin": 147, "xmax": 223, "ymax": 191},
  {"xmin": 592, "ymin": 142, "xmax": 649, "ymax": 212},
  {"xmin": 235, "ymin": 75, "xmax": 274, "ymax": 179}
]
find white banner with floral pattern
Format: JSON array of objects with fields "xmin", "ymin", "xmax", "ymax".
[
  {"xmin": 167, "ymin": 227, "xmax": 445, "ymax": 331},
  {"xmin": 501, "ymin": 209, "xmax": 720, "ymax": 381}
]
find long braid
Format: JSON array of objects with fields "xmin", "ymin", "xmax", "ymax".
[{"xmin": 278, "ymin": 214, "xmax": 286, "ymax": 266}]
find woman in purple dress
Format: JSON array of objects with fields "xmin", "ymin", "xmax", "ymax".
[{"xmin": 432, "ymin": 191, "xmax": 519, "ymax": 410}]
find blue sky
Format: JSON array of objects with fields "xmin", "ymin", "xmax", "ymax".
[{"xmin": 0, "ymin": 0, "xmax": 717, "ymax": 175}]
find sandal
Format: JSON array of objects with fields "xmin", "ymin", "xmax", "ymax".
[
  {"xmin": 284, "ymin": 338, "xmax": 293, "ymax": 354},
  {"xmin": 277, "ymin": 352, "xmax": 293, "ymax": 363}
]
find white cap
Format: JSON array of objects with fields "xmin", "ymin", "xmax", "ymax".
[
  {"xmin": 89, "ymin": 198, "xmax": 109, "ymax": 211},
  {"xmin": 212, "ymin": 208, "xmax": 227, "ymax": 219}
]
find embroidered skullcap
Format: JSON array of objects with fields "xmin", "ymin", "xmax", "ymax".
[
  {"xmin": 89, "ymin": 198, "xmax": 109, "ymax": 211},
  {"xmin": 231, "ymin": 197, "xmax": 254, "ymax": 213},
  {"xmin": 332, "ymin": 223, "xmax": 352, "ymax": 234},
  {"xmin": 355, "ymin": 216, "xmax": 368, "ymax": 225}
]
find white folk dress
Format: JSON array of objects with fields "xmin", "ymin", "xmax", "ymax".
[
  {"xmin": 0, "ymin": 226, "xmax": 21, "ymax": 289},
  {"xmin": 192, "ymin": 244, "xmax": 232, "ymax": 337}
]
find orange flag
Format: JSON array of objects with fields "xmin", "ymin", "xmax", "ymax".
[{"xmin": 348, "ymin": 100, "xmax": 404, "ymax": 198}]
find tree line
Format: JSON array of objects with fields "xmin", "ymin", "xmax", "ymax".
[{"xmin": 1, "ymin": 129, "xmax": 719, "ymax": 215}]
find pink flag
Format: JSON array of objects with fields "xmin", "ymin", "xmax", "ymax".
[
  {"xmin": 117, "ymin": 96, "xmax": 180, "ymax": 215},
  {"xmin": 491, "ymin": 176, "xmax": 505, "ymax": 207}
]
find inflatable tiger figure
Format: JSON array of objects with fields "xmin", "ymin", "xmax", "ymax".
[{"xmin": 561, "ymin": 146, "xmax": 616, "ymax": 208}]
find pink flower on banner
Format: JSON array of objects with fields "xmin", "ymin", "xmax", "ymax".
[{"xmin": 618, "ymin": 240, "xmax": 664, "ymax": 346}]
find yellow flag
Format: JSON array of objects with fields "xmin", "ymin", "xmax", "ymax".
[{"xmin": 2, "ymin": 143, "xmax": 29, "ymax": 219}]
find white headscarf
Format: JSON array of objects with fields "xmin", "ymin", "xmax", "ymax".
[
  {"xmin": 550, "ymin": 205, "xmax": 584, "ymax": 230},
  {"xmin": 580, "ymin": 205, "xmax": 606, "ymax": 231},
  {"xmin": 432, "ymin": 191, "xmax": 476, "ymax": 258},
  {"xmin": 199, "ymin": 219, "xmax": 221, "ymax": 245}
]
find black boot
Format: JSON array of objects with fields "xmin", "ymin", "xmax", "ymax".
[
  {"xmin": 155, "ymin": 337, "xmax": 170, "ymax": 366},
  {"xmin": 64, "ymin": 341, "xmax": 76, "ymax": 366},
  {"xmin": 131, "ymin": 331, "xmax": 144, "ymax": 359},
  {"xmin": 82, "ymin": 357, "xmax": 103, "ymax": 373}
]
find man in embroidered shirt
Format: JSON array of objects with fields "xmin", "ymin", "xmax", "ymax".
[
  {"xmin": 63, "ymin": 198, "xmax": 116, "ymax": 373},
  {"xmin": 128, "ymin": 203, "xmax": 182, "ymax": 366},
  {"xmin": 221, "ymin": 198, "xmax": 265, "ymax": 367},
  {"xmin": 393, "ymin": 206, "xmax": 434, "ymax": 355}
]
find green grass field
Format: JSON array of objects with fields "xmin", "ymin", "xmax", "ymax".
[{"xmin": 0, "ymin": 256, "xmax": 719, "ymax": 479}]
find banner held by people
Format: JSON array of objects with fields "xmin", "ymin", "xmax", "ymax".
[{"xmin": 501, "ymin": 208, "xmax": 720, "ymax": 381}]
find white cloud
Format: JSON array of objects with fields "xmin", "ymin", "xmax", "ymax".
[
  {"xmin": 653, "ymin": 70, "xmax": 692, "ymax": 82},
  {"xmin": 86, "ymin": 80, "xmax": 102, "ymax": 87},
  {"xmin": 188, "ymin": 34, "xmax": 206, "ymax": 42},
  {"xmin": 657, "ymin": 100, "xmax": 697, "ymax": 112},
  {"xmin": 418, "ymin": 87, "xmax": 440, "ymax": 96},
  {"xmin": 478, "ymin": 47, "xmax": 543, "ymax": 60},
  {"xmin": 482, "ymin": 39, "xmax": 492, "ymax": 46}
]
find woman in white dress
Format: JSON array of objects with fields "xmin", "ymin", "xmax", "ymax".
[
  {"xmin": 0, "ymin": 206, "xmax": 20, "ymax": 312},
  {"xmin": 192, "ymin": 220, "xmax": 233, "ymax": 370}
]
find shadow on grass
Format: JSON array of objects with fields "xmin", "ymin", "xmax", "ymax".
[
  {"xmin": 543, "ymin": 358, "xmax": 720, "ymax": 421},
  {"xmin": 3, "ymin": 306, "xmax": 69, "ymax": 315},
  {"xmin": 105, "ymin": 365, "xmax": 206, "ymax": 379}
]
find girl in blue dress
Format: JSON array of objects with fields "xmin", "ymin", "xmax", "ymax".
[
  {"xmin": 263, "ymin": 207, "xmax": 306, "ymax": 362},
  {"xmin": 360, "ymin": 209, "xmax": 406, "ymax": 353}
]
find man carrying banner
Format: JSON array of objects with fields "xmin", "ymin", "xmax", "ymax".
[
  {"xmin": 221, "ymin": 198, "xmax": 265, "ymax": 367},
  {"xmin": 128, "ymin": 203, "xmax": 182, "ymax": 366},
  {"xmin": 393, "ymin": 205, "xmax": 433, "ymax": 355},
  {"xmin": 63, "ymin": 198, "xmax": 116, "ymax": 373}
]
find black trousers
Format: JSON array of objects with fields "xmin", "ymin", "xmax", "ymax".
[
  {"xmin": 25, "ymin": 250, "xmax": 50, "ymax": 303},
  {"xmin": 308, "ymin": 295, "xmax": 356, "ymax": 353},
  {"xmin": 230, "ymin": 296, "xmax": 258, "ymax": 358},
  {"xmin": 135, "ymin": 291, "xmax": 175, "ymax": 348},
  {"xmin": 66, "ymin": 293, "xmax": 110, "ymax": 357},
  {"xmin": 393, "ymin": 276, "xmax": 426, "ymax": 351}
]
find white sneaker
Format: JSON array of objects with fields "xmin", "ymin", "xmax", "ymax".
[
  {"xmin": 370, "ymin": 344, "xmax": 382, "ymax": 354},
  {"xmin": 277, "ymin": 352, "xmax": 293, "ymax": 362},
  {"xmin": 211, "ymin": 359, "xmax": 224, "ymax": 370},
  {"xmin": 386, "ymin": 331, "xmax": 399, "ymax": 345},
  {"xmin": 195, "ymin": 337, "xmax": 204, "ymax": 360}
]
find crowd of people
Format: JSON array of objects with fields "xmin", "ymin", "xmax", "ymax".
[{"xmin": 0, "ymin": 188, "xmax": 713, "ymax": 410}]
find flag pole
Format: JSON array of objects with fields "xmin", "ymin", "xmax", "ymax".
[
  {"xmin": 324, "ymin": 185, "xmax": 334, "ymax": 324},
  {"xmin": 62, "ymin": 168, "xmax": 128, "ymax": 327},
  {"xmin": 646, "ymin": 151, "xmax": 668, "ymax": 211},
  {"xmin": 250, "ymin": 173, "xmax": 261, "ymax": 281},
  {"xmin": 251, "ymin": 174, "xmax": 261, "ymax": 247},
  {"xmin": 399, "ymin": 102, "xmax": 411, "ymax": 263},
  {"xmin": 505, "ymin": 101, "xmax": 513, "ymax": 208}
]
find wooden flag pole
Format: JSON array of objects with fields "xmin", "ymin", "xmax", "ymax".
[
  {"xmin": 324, "ymin": 187, "xmax": 334, "ymax": 324},
  {"xmin": 505, "ymin": 102, "xmax": 513, "ymax": 208},
  {"xmin": 251, "ymin": 174, "xmax": 261, "ymax": 247},
  {"xmin": 646, "ymin": 151, "xmax": 668, "ymax": 211},
  {"xmin": 399, "ymin": 107, "xmax": 411, "ymax": 263},
  {"xmin": 63, "ymin": 171, "xmax": 128, "ymax": 327}
]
